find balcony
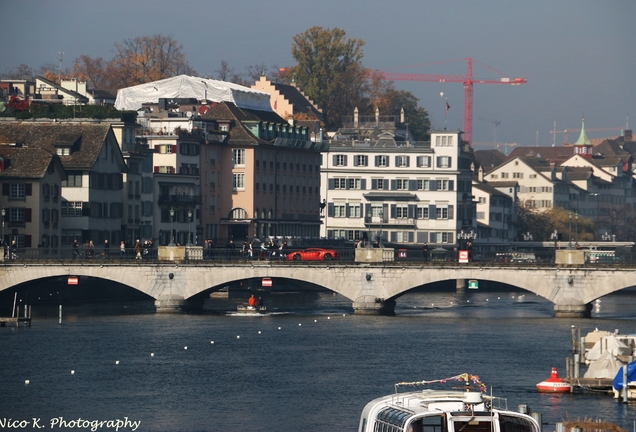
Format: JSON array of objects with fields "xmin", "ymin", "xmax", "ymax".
[{"xmin": 158, "ymin": 194, "xmax": 200, "ymax": 206}]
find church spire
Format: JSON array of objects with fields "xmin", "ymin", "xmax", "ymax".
[{"xmin": 574, "ymin": 117, "xmax": 591, "ymax": 145}]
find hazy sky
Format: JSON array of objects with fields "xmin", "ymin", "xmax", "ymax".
[{"xmin": 1, "ymin": 0, "xmax": 634, "ymax": 149}]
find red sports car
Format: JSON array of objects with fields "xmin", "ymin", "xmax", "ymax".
[{"xmin": 286, "ymin": 248, "xmax": 337, "ymax": 261}]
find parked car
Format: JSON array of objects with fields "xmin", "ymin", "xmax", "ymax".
[{"xmin": 286, "ymin": 248, "xmax": 337, "ymax": 261}]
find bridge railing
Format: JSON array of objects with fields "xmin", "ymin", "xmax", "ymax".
[{"xmin": 3, "ymin": 247, "xmax": 636, "ymax": 267}]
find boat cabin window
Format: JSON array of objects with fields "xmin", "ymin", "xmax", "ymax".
[
  {"xmin": 374, "ymin": 407, "xmax": 411, "ymax": 432},
  {"xmin": 452, "ymin": 420, "xmax": 493, "ymax": 432},
  {"xmin": 407, "ymin": 414, "xmax": 445, "ymax": 432},
  {"xmin": 499, "ymin": 414, "xmax": 537, "ymax": 432}
]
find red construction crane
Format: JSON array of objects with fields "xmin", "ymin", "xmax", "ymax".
[{"xmin": 380, "ymin": 57, "xmax": 527, "ymax": 145}]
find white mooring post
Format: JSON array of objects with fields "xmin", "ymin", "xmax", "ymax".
[
  {"xmin": 58, "ymin": 304, "xmax": 62, "ymax": 325},
  {"xmin": 623, "ymin": 365, "xmax": 628, "ymax": 403}
]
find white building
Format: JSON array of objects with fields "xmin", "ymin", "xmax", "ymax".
[{"xmin": 320, "ymin": 130, "xmax": 475, "ymax": 246}]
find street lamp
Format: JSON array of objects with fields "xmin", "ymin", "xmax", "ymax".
[
  {"xmin": 550, "ymin": 229, "xmax": 559, "ymax": 249},
  {"xmin": 568, "ymin": 211, "xmax": 573, "ymax": 249},
  {"xmin": 187, "ymin": 209, "xmax": 193, "ymax": 246},
  {"xmin": 378, "ymin": 209, "xmax": 384, "ymax": 247},
  {"xmin": 590, "ymin": 193, "xmax": 599, "ymax": 239},
  {"xmin": 169, "ymin": 208, "xmax": 175, "ymax": 246},
  {"xmin": 366, "ymin": 210, "xmax": 372, "ymax": 248},
  {"xmin": 1, "ymin": 208, "xmax": 5, "ymax": 244},
  {"xmin": 457, "ymin": 229, "xmax": 477, "ymax": 248},
  {"xmin": 575, "ymin": 211, "xmax": 579, "ymax": 243}
]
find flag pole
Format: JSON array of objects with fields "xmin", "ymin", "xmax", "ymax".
[{"xmin": 444, "ymin": 98, "xmax": 450, "ymax": 130}]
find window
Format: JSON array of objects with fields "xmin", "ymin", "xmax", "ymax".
[
  {"xmin": 371, "ymin": 207, "xmax": 384, "ymax": 217},
  {"xmin": 334, "ymin": 178, "xmax": 346, "ymax": 189},
  {"xmin": 56, "ymin": 148, "xmax": 70, "ymax": 156},
  {"xmin": 158, "ymin": 144, "xmax": 174, "ymax": 154},
  {"xmin": 417, "ymin": 207, "xmax": 429, "ymax": 219},
  {"xmin": 396, "ymin": 231, "xmax": 411, "ymax": 243},
  {"xmin": 354, "ymin": 155, "xmax": 368, "ymax": 166},
  {"xmin": 396, "ymin": 179, "xmax": 408, "ymax": 190},
  {"xmin": 513, "ymin": 172, "xmax": 523, "ymax": 179},
  {"xmin": 232, "ymin": 173, "xmax": 245, "ymax": 191},
  {"xmin": 417, "ymin": 156, "xmax": 431, "ymax": 167},
  {"xmin": 396, "ymin": 205, "xmax": 408, "ymax": 218},
  {"xmin": 232, "ymin": 149, "xmax": 245, "ymax": 167},
  {"xmin": 349, "ymin": 205, "xmax": 361, "ymax": 218},
  {"xmin": 436, "ymin": 206, "xmax": 449, "ymax": 219},
  {"xmin": 61, "ymin": 201, "xmax": 83, "ymax": 216},
  {"xmin": 395, "ymin": 155, "xmax": 409, "ymax": 167},
  {"xmin": 438, "ymin": 180, "xmax": 451, "ymax": 191},
  {"xmin": 334, "ymin": 204, "xmax": 346, "ymax": 218},
  {"xmin": 529, "ymin": 174, "xmax": 537, "ymax": 179},
  {"xmin": 10, "ymin": 184, "xmax": 25, "ymax": 199},
  {"xmin": 417, "ymin": 179, "xmax": 429, "ymax": 191},
  {"xmin": 62, "ymin": 172, "xmax": 83, "ymax": 187},
  {"xmin": 10, "ymin": 208, "xmax": 25, "ymax": 222},
  {"xmin": 347, "ymin": 178, "xmax": 361, "ymax": 190},
  {"xmin": 501, "ymin": 172, "xmax": 509, "ymax": 179},
  {"xmin": 375, "ymin": 155, "xmax": 389, "ymax": 167},
  {"xmin": 334, "ymin": 155, "xmax": 347, "ymax": 166},
  {"xmin": 435, "ymin": 135, "xmax": 452, "ymax": 146},
  {"xmin": 436, "ymin": 156, "xmax": 451, "ymax": 168},
  {"xmin": 372, "ymin": 179, "xmax": 386, "ymax": 190}
]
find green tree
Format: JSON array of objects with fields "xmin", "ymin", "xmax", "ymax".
[
  {"xmin": 385, "ymin": 90, "xmax": 431, "ymax": 141},
  {"xmin": 290, "ymin": 26, "xmax": 365, "ymax": 130}
]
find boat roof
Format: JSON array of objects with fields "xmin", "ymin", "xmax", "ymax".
[{"xmin": 359, "ymin": 388, "xmax": 539, "ymax": 432}]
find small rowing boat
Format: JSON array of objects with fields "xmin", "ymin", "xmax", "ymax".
[{"xmin": 236, "ymin": 305, "xmax": 267, "ymax": 314}]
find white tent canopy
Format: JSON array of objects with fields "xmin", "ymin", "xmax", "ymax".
[{"xmin": 114, "ymin": 75, "xmax": 272, "ymax": 112}]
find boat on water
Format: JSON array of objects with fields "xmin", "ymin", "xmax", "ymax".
[
  {"xmin": 236, "ymin": 305, "xmax": 267, "ymax": 314},
  {"xmin": 358, "ymin": 373, "xmax": 540, "ymax": 432},
  {"xmin": 536, "ymin": 367, "xmax": 571, "ymax": 393}
]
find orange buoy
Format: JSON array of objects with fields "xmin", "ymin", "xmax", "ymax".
[{"xmin": 536, "ymin": 367, "xmax": 571, "ymax": 393}]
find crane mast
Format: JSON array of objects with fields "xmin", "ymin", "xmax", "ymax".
[{"xmin": 381, "ymin": 58, "xmax": 527, "ymax": 145}]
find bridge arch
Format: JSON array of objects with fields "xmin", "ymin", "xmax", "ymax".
[{"xmin": 1, "ymin": 263, "xmax": 635, "ymax": 317}]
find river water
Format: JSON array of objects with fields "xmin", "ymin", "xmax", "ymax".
[{"xmin": 2, "ymin": 286, "xmax": 636, "ymax": 432}]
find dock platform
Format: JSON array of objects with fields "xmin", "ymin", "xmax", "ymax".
[
  {"xmin": 565, "ymin": 377, "xmax": 613, "ymax": 392},
  {"xmin": 0, "ymin": 316, "xmax": 32, "ymax": 327}
]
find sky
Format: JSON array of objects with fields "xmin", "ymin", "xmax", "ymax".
[{"xmin": 1, "ymin": 0, "xmax": 634, "ymax": 150}]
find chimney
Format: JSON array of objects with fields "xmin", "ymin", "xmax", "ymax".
[
  {"xmin": 623, "ymin": 130, "xmax": 633, "ymax": 142},
  {"xmin": 354, "ymin": 107, "xmax": 359, "ymax": 128},
  {"xmin": 400, "ymin": 107, "xmax": 405, "ymax": 124},
  {"xmin": 375, "ymin": 107, "xmax": 379, "ymax": 124}
]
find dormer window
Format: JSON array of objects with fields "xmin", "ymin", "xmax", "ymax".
[{"xmin": 57, "ymin": 147, "xmax": 71, "ymax": 156}]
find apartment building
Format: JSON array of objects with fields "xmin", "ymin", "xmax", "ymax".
[{"xmin": 321, "ymin": 129, "xmax": 475, "ymax": 246}]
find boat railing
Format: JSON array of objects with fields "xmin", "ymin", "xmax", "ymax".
[{"xmin": 487, "ymin": 395, "xmax": 508, "ymax": 411}]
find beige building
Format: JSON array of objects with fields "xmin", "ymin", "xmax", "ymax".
[
  {"xmin": 0, "ymin": 144, "xmax": 65, "ymax": 251},
  {"xmin": 201, "ymin": 101, "xmax": 325, "ymax": 244}
]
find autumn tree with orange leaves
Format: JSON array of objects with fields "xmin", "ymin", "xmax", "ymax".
[{"xmin": 69, "ymin": 34, "xmax": 196, "ymax": 92}]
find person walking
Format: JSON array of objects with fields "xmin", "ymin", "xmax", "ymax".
[
  {"xmin": 120, "ymin": 240, "xmax": 126, "ymax": 258},
  {"xmin": 72, "ymin": 239, "xmax": 79, "ymax": 259},
  {"xmin": 134, "ymin": 239, "xmax": 142, "ymax": 260},
  {"xmin": 103, "ymin": 239, "xmax": 110, "ymax": 257}
]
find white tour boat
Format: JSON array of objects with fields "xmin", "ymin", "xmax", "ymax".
[{"xmin": 358, "ymin": 373, "xmax": 540, "ymax": 432}]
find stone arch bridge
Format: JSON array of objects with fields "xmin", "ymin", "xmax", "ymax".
[{"xmin": 0, "ymin": 262, "xmax": 634, "ymax": 317}]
